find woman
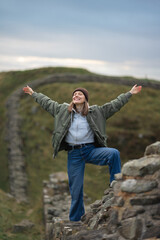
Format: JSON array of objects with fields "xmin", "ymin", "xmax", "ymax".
[{"xmin": 23, "ymin": 84, "xmax": 142, "ymax": 221}]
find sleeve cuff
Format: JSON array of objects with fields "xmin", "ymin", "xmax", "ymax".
[
  {"xmin": 31, "ymin": 92, "xmax": 38, "ymax": 98},
  {"xmin": 125, "ymin": 92, "xmax": 132, "ymax": 99}
]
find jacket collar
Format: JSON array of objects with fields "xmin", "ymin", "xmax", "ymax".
[{"xmin": 72, "ymin": 107, "xmax": 93, "ymax": 113}]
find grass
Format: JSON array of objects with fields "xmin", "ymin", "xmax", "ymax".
[
  {"xmin": 0, "ymin": 66, "xmax": 160, "ymax": 239},
  {"xmin": 0, "ymin": 189, "xmax": 44, "ymax": 240}
]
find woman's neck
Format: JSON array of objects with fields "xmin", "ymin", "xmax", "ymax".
[{"xmin": 75, "ymin": 104, "xmax": 84, "ymax": 113}]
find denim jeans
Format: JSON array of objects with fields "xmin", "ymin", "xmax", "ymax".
[{"xmin": 67, "ymin": 143, "xmax": 121, "ymax": 221}]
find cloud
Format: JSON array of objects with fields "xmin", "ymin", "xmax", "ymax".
[
  {"xmin": 1, "ymin": 30, "xmax": 159, "ymax": 62},
  {"xmin": 0, "ymin": 54, "xmax": 159, "ymax": 80}
]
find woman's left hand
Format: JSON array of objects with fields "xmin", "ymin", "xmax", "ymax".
[{"xmin": 129, "ymin": 84, "xmax": 142, "ymax": 95}]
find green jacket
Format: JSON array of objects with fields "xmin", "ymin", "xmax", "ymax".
[{"xmin": 32, "ymin": 91, "xmax": 132, "ymax": 157}]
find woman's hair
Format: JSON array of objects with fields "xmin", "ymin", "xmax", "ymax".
[{"xmin": 68, "ymin": 100, "xmax": 89, "ymax": 116}]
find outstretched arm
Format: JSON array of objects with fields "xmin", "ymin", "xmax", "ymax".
[
  {"xmin": 100, "ymin": 84, "xmax": 142, "ymax": 119},
  {"xmin": 23, "ymin": 85, "xmax": 61, "ymax": 117}
]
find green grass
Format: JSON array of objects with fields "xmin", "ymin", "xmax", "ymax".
[
  {"xmin": 0, "ymin": 189, "xmax": 44, "ymax": 240},
  {"xmin": 0, "ymin": 66, "xmax": 160, "ymax": 239}
]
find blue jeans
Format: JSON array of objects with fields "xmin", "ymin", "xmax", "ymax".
[{"xmin": 67, "ymin": 144, "xmax": 121, "ymax": 221}]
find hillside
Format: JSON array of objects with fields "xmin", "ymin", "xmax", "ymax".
[{"xmin": 0, "ymin": 67, "xmax": 160, "ymax": 239}]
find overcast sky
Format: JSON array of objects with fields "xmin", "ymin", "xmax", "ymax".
[{"xmin": 0, "ymin": 0, "xmax": 160, "ymax": 80}]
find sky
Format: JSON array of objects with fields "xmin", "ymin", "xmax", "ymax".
[{"xmin": 0, "ymin": 0, "xmax": 160, "ymax": 80}]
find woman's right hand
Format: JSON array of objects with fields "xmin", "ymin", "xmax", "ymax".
[{"xmin": 23, "ymin": 85, "xmax": 34, "ymax": 95}]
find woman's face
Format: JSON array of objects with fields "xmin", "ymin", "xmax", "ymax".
[{"xmin": 72, "ymin": 91, "xmax": 85, "ymax": 105}]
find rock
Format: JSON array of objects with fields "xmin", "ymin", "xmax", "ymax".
[
  {"xmin": 102, "ymin": 192, "xmax": 114, "ymax": 203},
  {"xmin": 48, "ymin": 207, "xmax": 61, "ymax": 217},
  {"xmin": 102, "ymin": 197, "xmax": 114, "ymax": 209},
  {"xmin": 143, "ymin": 223, "xmax": 160, "ymax": 239},
  {"xmin": 103, "ymin": 189, "xmax": 110, "ymax": 195},
  {"xmin": 130, "ymin": 195, "xmax": 160, "ymax": 205},
  {"xmin": 114, "ymin": 173, "xmax": 123, "ymax": 180},
  {"xmin": 118, "ymin": 217, "xmax": 143, "ymax": 240},
  {"xmin": 144, "ymin": 141, "xmax": 160, "ymax": 156},
  {"xmin": 101, "ymin": 233, "xmax": 119, "ymax": 240},
  {"xmin": 91, "ymin": 207, "xmax": 100, "ymax": 215},
  {"xmin": 52, "ymin": 221, "xmax": 63, "ymax": 239},
  {"xmin": 146, "ymin": 203, "xmax": 160, "ymax": 217},
  {"xmin": 106, "ymin": 210, "xmax": 118, "ymax": 234},
  {"xmin": 13, "ymin": 219, "xmax": 34, "ymax": 233},
  {"xmin": 90, "ymin": 199, "xmax": 102, "ymax": 209},
  {"xmin": 67, "ymin": 229, "xmax": 108, "ymax": 240},
  {"xmin": 49, "ymin": 172, "xmax": 68, "ymax": 182},
  {"xmin": 81, "ymin": 211, "xmax": 94, "ymax": 224},
  {"xmin": 63, "ymin": 226, "xmax": 73, "ymax": 236},
  {"xmin": 122, "ymin": 155, "xmax": 160, "ymax": 176},
  {"xmin": 88, "ymin": 215, "xmax": 99, "ymax": 229},
  {"xmin": 121, "ymin": 179, "xmax": 158, "ymax": 193},
  {"xmin": 113, "ymin": 196, "xmax": 124, "ymax": 207},
  {"xmin": 122, "ymin": 206, "xmax": 145, "ymax": 219}
]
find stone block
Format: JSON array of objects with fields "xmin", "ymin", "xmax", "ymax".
[
  {"xmin": 105, "ymin": 210, "xmax": 118, "ymax": 234},
  {"xmin": 146, "ymin": 203, "xmax": 160, "ymax": 217},
  {"xmin": 122, "ymin": 206, "xmax": 145, "ymax": 220},
  {"xmin": 113, "ymin": 196, "xmax": 124, "ymax": 207},
  {"xmin": 90, "ymin": 199, "xmax": 102, "ymax": 209},
  {"xmin": 101, "ymin": 233, "xmax": 118, "ymax": 240},
  {"xmin": 49, "ymin": 172, "xmax": 68, "ymax": 182},
  {"xmin": 144, "ymin": 141, "xmax": 160, "ymax": 156},
  {"xmin": 13, "ymin": 219, "xmax": 34, "ymax": 233},
  {"xmin": 67, "ymin": 229, "xmax": 108, "ymax": 240},
  {"xmin": 143, "ymin": 224, "xmax": 160, "ymax": 239},
  {"xmin": 88, "ymin": 215, "xmax": 99, "ymax": 229},
  {"xmin": 102, "ymin": 192, "xmax": 114, "ymax": 203},
  {"xmin": 104, "ymin": 189, "xmax": 110, "ymax": 195},
  {"xmin": 81, "ymin": 211, "xmax": 94, "ymax": 224},
  {"xmin": 114, "ymin": 173, "xmax": 123, "ymax": 180},
  {"xmin": 118, "ymin": 217, "xmax": 143, "ymax": 240},
  {"xmin": 121, "ymin": 179, "xmax": 158, "ymax": 193},
  {"xmin": 130, "ymin": 195, "xmax": 160, "ymax": 206},
  {"xmin": 47, "ymin": 207, "xmax": 61, "ymax": 217},
  {"xmin": 122, "ymin": 155, "xmax": 160, "ymax": 176},
  {"xmin": 103, "ymin": 197, "xmax": 114, "ymax": 209}
]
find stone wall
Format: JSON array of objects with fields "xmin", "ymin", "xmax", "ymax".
[
  {"xmin": 6, "ymin": 88, "xmax": 28, "ymax": 202},
  {"xmin": 43, "ymin": 172, "xmax": 71, "ymax": 240},
  {"xmin": 43, "ymin": 142, "xmax": 160, "ymax": 240},
  {"xmin": 42, "ymin": 171, "xmax": 91, "ymax": 240}
]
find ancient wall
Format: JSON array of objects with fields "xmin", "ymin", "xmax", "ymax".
[{"xmin": 43, "ymin": 142, "xmax": 160, "ymax": 240}]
